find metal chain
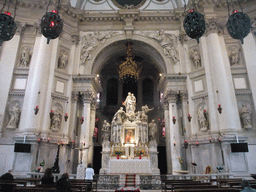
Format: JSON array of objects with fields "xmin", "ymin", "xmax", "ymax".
[
  {"xmin": 46, "ymin": 0, "xmax": 52, "ymax": 12},
  {"xmin": 183, "ymin": 0, "xmax": 186, "ymax": 15},
  {"xmin": 0, "ymin": 0, "xmax": 7, "ymax": 13},
  {"xmin": 237, "ymin": 0, "xmax": 243, "ymax": 12},
  {"xmin": 226, "ymin": 0, "xmax": 230, "ymax": 16},
  {"xmin": 14, "ymin": 0, "xmax": 18, "ymax": 19},
  {"xmin": 57, "ymin": 0, "xmax": 61, "ymax": 13}
]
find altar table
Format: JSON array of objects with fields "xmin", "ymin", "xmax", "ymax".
[{"xmin": 115, "ymin": 187, "xmax": 140, "ymax": 192}]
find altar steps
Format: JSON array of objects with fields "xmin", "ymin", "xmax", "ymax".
[{"xmin": 125, "ymin": 174, "xmax": 136, "ymax": 187}]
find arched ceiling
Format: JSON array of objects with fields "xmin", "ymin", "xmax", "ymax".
[{"xmin": 92, "ymin": 40, "xmax": 166, "ymax": 79}]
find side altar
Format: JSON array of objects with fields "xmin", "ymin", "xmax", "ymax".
[{"xmin": 100, "ymin": 93, "xmax": 160, "ymax": 174}]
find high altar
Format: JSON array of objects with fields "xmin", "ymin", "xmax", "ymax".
[{"xmin": 100, "ymin": 93, "xmax": 160, "ymax": 174}]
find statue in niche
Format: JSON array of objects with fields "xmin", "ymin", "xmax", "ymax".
[
  {"xmin": 229, "ymin": 47, "xmax": 240, "ymax": 66},
  {"xmin": 190, "ymin": 49, "xmax": 201, "ymax": 68},
  {"xmin": 197, "ymin": 106, "xmax": 208, "ymax": 130},
  {"xmin": 102, "ymin": 120, "xmax": 110, "ymax": 131},
  {"xmin": 149, "ymin": 119, "xmax": 157, "ymax": 141},
  {"xmin": 240, "ymin": 104, "xmax": 252, "ymax": 128},
  {"xmin": 112, "ymin": 107, "xmax": 125, "ymax": 124},
  {"xmin": 51, "ymin": 108, "xmax": 62, "ymax": 131},
  {"xmin": 19, "ymin": 47, "xmax": 31, "ymax": 67},
  {"xmin": 151, "ymin": 29, "xmax": 179, "ymax": 63},
  {"xmin": 7, "ymin": 103, "xmax": 21, "ymax": 128},
  {"xmin": 58, "ymin": 51, "xmax": 68, "ymax": 69}
]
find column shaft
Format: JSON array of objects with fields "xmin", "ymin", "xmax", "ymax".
[{"xmin": 242, "ymin": 33, "xmax": 256, "ymax": 111}]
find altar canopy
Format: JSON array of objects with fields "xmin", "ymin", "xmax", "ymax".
[{"xmin": 100, "ymin": 92, "xmax": 160, "ymax": 174}]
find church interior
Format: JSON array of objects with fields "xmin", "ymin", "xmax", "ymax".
[{"xmin": 0, "ymin": 0, "xmax": 256, "ymax": 191}]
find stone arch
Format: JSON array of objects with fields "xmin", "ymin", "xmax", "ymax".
[{"xmin": 82, "ymin": 34, "xmax": 173, "ymax": 75}]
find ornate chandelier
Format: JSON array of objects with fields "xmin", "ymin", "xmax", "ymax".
[
  {"xmin": 226, "ymin": 0, "xmax": 251, "ymax": 44},
  {"xmin": 0, "ymin": 0, "xmax": 18, "ymax": 46},
  {"xmin": 41, "ymin": 0, "xmax": 63, "ymax": 44},
  {"xmin": 118, "ymin": 42, "xmax": 141, "ymax": 80}
]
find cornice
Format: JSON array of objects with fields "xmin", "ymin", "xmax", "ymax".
[
  {"xmin": 51, "ymin": 93, "xmax": 69, "ymax": 101},
  {"xmin": 191, "ymin": 94, "xmax": 208, "ymax": 101},
  {"xmin": 235, "ymin": 91, "xmax": 252, "ymax": 96},
  {"xmin": 9, "ymin": 91, "xmax": 25, "ymax": 96}
]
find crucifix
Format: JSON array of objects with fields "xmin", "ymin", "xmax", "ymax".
[{"xmin": 75, "ymin": 146, "xmax": 90, "ymax": 165}]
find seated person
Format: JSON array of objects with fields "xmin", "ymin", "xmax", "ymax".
[
  {"xmin": 241, "ymin": 180, "xmax": 256, "ymax": 192},
  {"xmin": 0, "ymin": 170, "xmax": 15, "ymax": 192},
  {"xmin": 41, "ymin": 168, "xmax": 54, "ymax": 185},
  {"xmin": 85, "ymin": 163, "xmax": 95, "ymax": 191},
  {"xmin": 56, "ymin": 173, "xmax": 71, "ymax": 192}
]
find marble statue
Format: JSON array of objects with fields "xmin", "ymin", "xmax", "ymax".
[
  {"xmin": 190, "ymin": 49, "xmax": 201, "ymax": 68},
  {"xmin": 112, "ymin": 107, "xmax": 125, "ymax": 124},
  {"xmin": 197, "ymin": 106, "xmax": 207, "ymax": 130},
  {"xmin": 19, "ymin": 47, "xmax": 31, "ymax": 67},
  {"xmin": 149, "ymin": 119, "xmax": 157, "ymax": 141},
  {"xmin": 124, "ymin": 92, "xmax": 136, "ymax": 114},
  {"xmin": 7, "ymin": 103, "xmax": 21, "ymax": 128},
  {"xmin": 51, "ymin": 108, "xmax": 62, "ymax": 131},
  {"xmin": 240, "ymin": 104, "xmax": 252, "ymax": 128},
  {"xmin": 229, "ymin": 47, "xmax": 240, "ymax": 66},
  {"xmin": 58, "ymin": 51, "xmax": 68, "ymax": 69},
  {"xmin": 141, "ymin": 105, "xmax": 154, "ymax": 122},
  {"xmin": 102, "ymin": 120, "xmax": 110, "ymax": 131}
]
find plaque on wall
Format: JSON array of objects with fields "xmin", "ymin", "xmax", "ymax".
[
  {"xmin": 194, "ymin": 79, "xmax": 204, "ymax": 93},
  {"xmin": 234, "ymin": 78, "xmax": 247, "ymax": 89},
  {"xmin": 56, "ymin": 81, "xmax": 65, "ymax": 93},
  {"xmin": 14, "ymin": 78, "xmax": 27, "ymax": 89}
]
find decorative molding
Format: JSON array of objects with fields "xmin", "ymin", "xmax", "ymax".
[
  {"xmin": 235, "ymin": 91, "xmax": 252, "ymax": 96},
  {"xmin": 191, "ymin": 94, "xmax": 208, "ymax": 101},
  {"xmin": 51, "ymin": 93, "xmax": 69, "ymax": 101},
  {"xmin": 9, "ymin": 91, "xmax": 25, "ymax": 96}
]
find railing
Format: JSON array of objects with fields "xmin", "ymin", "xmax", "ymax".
[
  {"xmin": 161, "ymin": 173, "xmax": 233, "ymax": 181},
  {"xmin": 97, "ymin": 174, "xmax": 120, "ymax": 189},
  {"xmin": 26, "ymin": 172, "xmax": 77, "ymax": 182},
  {"xmin": 140, "ymin": 174, "xmax": 162, "ymax": 190}
]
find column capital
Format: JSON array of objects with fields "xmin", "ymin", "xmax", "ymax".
[
  {"xmin": 16, "ymin": 22, "xmax": 26, "ymax": 35},
  {"xmin": 179, "ymin": 90, "xmax": 188, "ymax": 100},
  {"xmin": 161, "ymin": 100, "xmax": 169, "ymax": 110},
  {"xmin": 71, "ymin": 35, "xmax": 80, "ymax": 45},
  {"xmin": 205, "ymin": 19, "xmax": 225, "ymax": 36},
  {"xmin": 165, "ymin": 90, "xmax": 178, "ymax": 103}
]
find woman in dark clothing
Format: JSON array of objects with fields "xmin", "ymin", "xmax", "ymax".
[
  {"xmin": 56, "ymin": 173, "xmax": 71, "ymax": 192},
  {"xmin": 41, "ymin": 168, "xmax": 54, "ymax": 185}
]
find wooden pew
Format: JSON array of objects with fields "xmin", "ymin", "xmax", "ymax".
[
  {"xmin": 174, "ymin": 188, "xmax": 240, "ymax": 192},
  {"xmin": 163, "ymin": 180, "xmax": 206, "ymax": 192},
  {"xmin": 69, "ymin": 179, "xmax": 98, "ymax": 191}
]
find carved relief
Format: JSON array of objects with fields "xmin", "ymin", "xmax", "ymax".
[
  {"xmin": 80, "ymin": 31, "xmax": 123, "ymax": 65},
  {"xmin": 190, "ymin": 49, "xmax": 201, "ymax": 69},
  {"xmin": 228, "ymin": 46, "xmax": 240, "ymax": 66},
  {"xmin": 135, "ymin": 30, "xmax": 179, "ymax": 63},
  {"xmin": 58, "ymin": 49, "xmax": 69, "ymax": 69},
  {"xmin": 205, "ymin": 19, "xmax": 224, "ymax": 35},
  {"xmin": 239, "ymin": 101, "xmax": 252, "ymax": 129},
  {"xmin": 6, "ymin": 102, "xmax": 21, "ymax": 129},
  {"xmin": 19, "ymin": 47, "xmax": 32, "ymax": 67}
]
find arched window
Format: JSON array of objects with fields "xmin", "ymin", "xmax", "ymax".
[
  {"xmin": 142, "ymin": 78, "xmax": 154, "ymax": 106},
  {"xmin": 107, "ymin": 78, "xmax": 118, "ymax": 105}
]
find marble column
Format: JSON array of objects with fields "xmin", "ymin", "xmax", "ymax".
[
  {"xmin": 162, "ymin": 100, "xmax": 171, "ymax": 173},
  {"xmin": 242, "ymin": 33, "xmax": 256, "ymax": 111},
  {"xmin": 88, "ymin": 104, "xmax": 96, "ymax": 165},
  {"xmin": 19, "ymin": 35, "xmax": 56, "ymax": 134},
  {"xmin": 204, "ymin": 24, "xmax": 241, "ymax": 132},
  {"xmin": 0, "ymin": 34, "xmax": 21, "ymax": 136},
  {"xmin": 166, "ymin": 90, "xmax": 181, "ymax": 174}
]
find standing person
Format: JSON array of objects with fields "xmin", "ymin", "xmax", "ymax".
[
  {"xmin": 85, "ymin": 163, "xmax": 95, "ymax": 191},
  {"xmin": 0, "ymin": 170, "xmax": 14, "ymax": 192},
  {"xmin": 41, "ymin": 168, "xmax": 54, "ymax": 185},
  {"xmin": 56, "ymin": 173, "xmax": 71, "ymax": 192}
]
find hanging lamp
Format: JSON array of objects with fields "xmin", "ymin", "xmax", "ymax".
[
  {"xmin": 40, "ymin": 0, "xmax": 63, "ymax": 44},
  {"xmin": 0, "ymin": 0, "xmax": 17, "ymax": 46},
  {"xmin": 183, "ymin": 0, "xmax": 205, "ymax": 43},
  {"xmin": 226, "ymin": 0, "xmax": 251, "ymax": 44}
]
